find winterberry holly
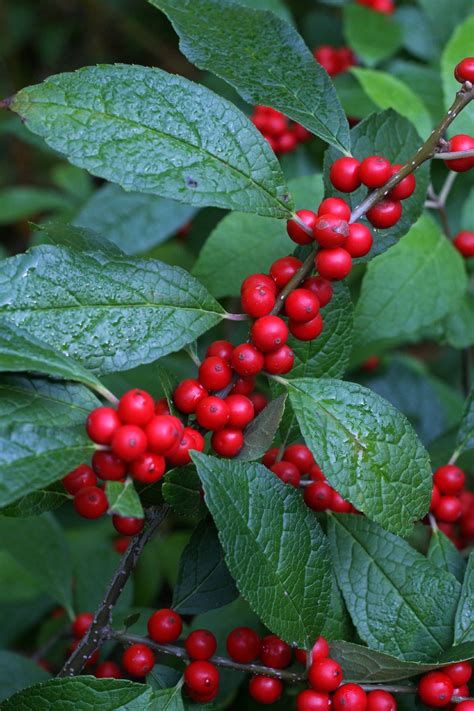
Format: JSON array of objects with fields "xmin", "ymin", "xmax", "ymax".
[
  {"xmin": 434, "ymin": 495, "xmax": 462, "ymax": 522},
  {"xmin": 72, "ymin": 612, "xmax": 93, "ymax": 638},
  {"xmin": 251, "ymin": 315, "xmax": 288, "ymax": 352},
  {"xmin": 289, "ymin": 313, "xmax": 324, "ymax": 341},
  {"xmin": 211, "ymin": 428, "xmax": 244, "ymax": 457},
  {"xmin": 318, "ymin": 197, "xmax": 351, "ymax": 221},
  {"xmin": 366, "ymin": 690, "xmax": 397, "ymax": 711},
  {"xmin": 454, "ymin": 57, "xmax": 474, "ymax": 84},
  {"xmin": 313, "ymin": 214, "xmax": 349, "ymax": 248},
  {"xmin": 304, "ymin": 481, "xmax": 334, "ymax": 511},
  {"xmin": 283, "ymin": 444, "xmax": 314, "ymax": 474},
  {"xmin": 270, "ymin": 460, "xmax": 301, "ymax": 487},
  {"xmin": 173, "ymin": 379, "xmax": 208, "ymax": 414},
  {"xmin": 287, "ymin": 210, "xmax": 318, "ymax": 245},
  {"xmin": 206, "ymin": 339, "xmax": 234, "ymax": 362},
  {"xmin": 444, "ymin": 134, "xmax": 474, "ymax": 172},
  {"xmin": 260, "ymin": 634, "xmax": 292, "ymax": 668},
  {"xmin": 195, "ymin": 395, "xmax": 230, "ymax": 431},
  {"xmin": 185, "ymin": 629, "xmax": 217, "ymax": 661},
  {"xmin": 86, "ymin": 407, "xmax": 121, "ymax": 444},
  {"xmin": 433, "ymin": 465, "xmax": 465, "ymax": 495},
  {"xmin": 308, "ymin": 657, "xmax": 343, "ymax": 692},
  {"xmin": 130, "ymin": 452, "xmax": 166, "ymax": 484},
  {"xmin": 74, "ymin": 486, "xmax": 108, "ymax": 519},
  {"xmin": 117, "ymin": 389, "xmax": 155, "ymax": 426},
  {"xmin": 111, "ymin": 425, "xmax": 147, "ymax": 462},
  {"xmin": 63, "ymin": 464, "xmax": 97, "ymax": 495},
  {"xmin": 225, "ymin": 394, "xmax": 255, "ymax": 429},
  {"xmin": 418, "ymin": 671, "xmax": 454, "ymax": 707},
  {"xmin": 167, "ymin": 428, "xmax": 202, "ymax": 466},
  {"xmin": 285, "ymin": 288, "xmax": 320, "ymax": 322},
  {"xmin": 453, "ymin": 230, "xmax": 474, "ymax": 258},
  {"xmin": 122, "ymin": 643, "xmax": 155, "ymax": 677},
  {"xmin": 249, "ymin": 675, "xmax": 283, "ymax": 704},
  {"xmin": 329, "ymin": 157, "xmax": 361, "ymax": 193},
  {"xmin": 226, "ymin": 627, "xmax": 261, "ymax": 663},
  {"xmin": 388, "ymin": 165, "xmax": 416, "ymax": 201},
  {"xmin": 92, "ymin": 450, "xmax": 127, "ymax": 481},
  {"xmin": 270, "ymin": 256, "xmax": 303, "ymax": 288},
  {"xmin": 148, "ymin": 608, "xmax": 183, "ymax": 644},
  {"xmin": 241, "ymin": 284, "xmax": 276, "ymax": 318},
  {"xmin": 264, "ymin": 344, "xmax": 295, "ymax": 374},
  {"xmin": 248, "ymin": 392, "xmax": 268, "ymax": 414},
  {"xmin": 443, "ymin": 661, "xmax": 472, "ymax": 686},
  {"xmin": 112, "ymin": 515, "xmax": 144, "ymax": 536},
  {"xmin": 345, "ymin": 223, "xmax": 373, "ymax": 257},
  {"xmin": 316, "ymin": 247, "xmax": 352, "ymax": 280},
  {"xmin": 303, "ymin": 276, "xmax": 333, "ymax": 307},
  {"xmin": 95, "ymin": 661, "xmax": 122, "ymax": 678},
  {"xmin": 366, "ymin": 200, "xmax": 402, "ymax": 229},
  {"xmin": 333, "ymin": 683, "xmax": 367, "ymax": 711},
  {"xmin": 359, "ymin": 155, "xmax": 392, "ymax": 188},
  {"xmin": 199, "ymin": 356, "xmax": 233, "ymax": 391},
  {"xmin": 184, "ymin": 660, "xmax": 219, "ymax": 697},
  {"xmin": 297, "ymin": 689, "xmax": 332, "ymax": 711}
]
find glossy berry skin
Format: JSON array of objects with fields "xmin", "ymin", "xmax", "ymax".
[
  {"xmin": 206, "ymin": 340, "xmax": 233, "ymax": 362},
  {"xmin": 445, "ymin": 134, "xmax": 474, "ymax": 172},
  {"xmin": 330, "ymin": 157, "xmax": 362, "ymax": 193},
  {"xmin": 130, "ymin": 452, "xmax": 166, "ymax": 484},
  {"xmin": 430, "ymin": 484, "xmax": 441, "ymax": 511},
  {"xmin": 185, "ymin": 629, "xmax": 217, "ymax": 661},
  {"xmin": 418, "ymin": 672, "xmax": 454, "ymax": 707},
  {"xmin": 366, "ymin": 690, "xmax": 396, "ymax": 711},
  {"xmin": 330, "ymin": 491, "xmax": 352, "ymax": 513},
  {"xmin": 455, "ymin": 57, "xmax": 474, "ymax": 83},
  {"xmin": 74, "ymin": 486, "xmax": 108, "ymax": 519},
  {"xmin": 286, "ymin": 289, "xmax": 320, "ymax": 322},
  {"xmin": 304, "ymin": 481, "xmax": 334, "ymax": 511},
  {"xmin": 173, "ymin": 379, "xmax": 208, "ymax": 414},
  {"xmin": 225, "ymin": 394, "xmax": 255, "ymax": 429},
  {"xmin": 166, "ymin": 429, "xmax": 198, "ymax": 467},
  {"xmin": 117, "ymin": 389, "xmax": 155, "ymax": 426},
  {"xmin": 111, "ymin": 425, "xmax": 147, "ymax": 462},
  {"xmin": 145, "ymin": 415, "xmax": 183, "ymax": 455},
  {"xmin": 270, "ymin": 256, "xmax": 303, "ymax": 289},
  {"xmin": 260, "ymin": 635, "xmax": 292, "ymax": 668},
  {"xmin": 91, "ymin": 451, "xmax": 126, "ymax": 481},
  {"xmin": 303, "ymin": 276, "xmax": 333, "ymax": 307},
  {"xmin": 287, "ymin": 210, "xmax": 318, "ymax": 245},
  {"xmin": 453, "ymin": 230, "xmax": 474, "ymax": 258},
  {"xmin": 271, "ymin": 460, "xmax": 301, "ymax": 487},
  {"xmin": 289, "ymin": 313, "xmax": 324, "ymax": 341},
  {"xmin": 231, "ymin": 343, "xmax": 265, "ymax": 377},
  {"xmin": 155, "ymin": 398, "xmax": 170, "ymax": 415},
  {"xmin": 371, "ymin": 0, "xmax": 394, "ymax": 13},
  {"xmin": 251, "ymin": 316, "xmax": 288, "ymax": 353},
  {"xmin": 264, "ymin": 344, "xmax": 294, "ymax": 374},
  {"xmin": 333, "ymin": 684, "xmax": 367, "ymax": 711},
  {"xmin": 443, "ymin": 661, "xmax": 472, "ymax": 686},
  {"xmin": 318, "ymin": 198, "xmax": 351, "ymax": 221},
  {"xmin": 433, "ymin": 465, "xmax": 465, "ymax": 495},
  {"xmin": 284, "ymin": 444, "xmax": 314, "ymax": 474},
  {"xmin": 310, "ymin": 464, "xmax": 325, "ymax": 482},
  {"xmin": 112, "ymin": 515, "xmax": 144, "ymax": 536},
  {"xmin": 345, "ymin": 223, "xmax": 373, "ymax": 257},
  {"xmin": 199, "ymin": 356, "xmax": 233, "ymax": 391},
  {"xmin": 72, "ymin": 612, "xmax": 93, "ymax": 638},
  {"xmin": 249, "ymin": 676, "xmax": 283, "ymax": 705},
  {"xmin": 148, "ymin": 609, "xmax": 183, "ymax": 644},
  {"xmin": 389, "ymin": 165, "xmax": 416, "ymax": 201},
  {"xmin": 195, "ymin": 396, "xmax": 229, "ymax": 431},
  {"xmin": 316, "ymin": 248, "xmax": 352, "ymax": 280},
  {"xmin": 226, "ymin": 627, "xmax": 261, "ymax": 663},
  {"xmin": 184, "ymin": 661, "xmax": 219, "ymax": 696},
  {"xmin": 86, "ymin": 407, "xmax": 121, "ymax": 445},
  {"xmin": 122, "ymin": 643, "xmax": 155, "ymax": 677},
  {"xmin": 313, "ymin": 214, "xmax": 349, "ymax": 248},
  {"xmin": 297, "ymin": 690, "xmax": 332, "ymax": 711},
  {"xmin": 231, "ymin": 376, "xmax": 255, "ymax": 396},
  {"xmin": 359, "ymin": 156, "xmax": 392, "ymax": 188},
  {"xmin": 63, "ymin": 465, "xmax": 96, "ymax": 495},
  {"xmin": 314, "ymin": 45, "xmax": 339, "ymax": 77},
  {"xmin": 309, "ymin": 658, "xmax": 343, "ymax": 692},
  {"xmin": 211, "ymin": 428, "xmax": 244, "ymax": 457},
  {"xmin": 95, "ymin": 661, "xmax": 122, "ymax": 679},
  {"xmin": 242, "ymin": 273, "xmax": 277, "ymax": 295},
  {"xmin": 188, "ymin": 427, "xmax": 205, "ymax": 452},
  {"xmin": 434, "ymin": 495, "xmax": 462, "ymax": 523},
  {"xmin": 241, "ymin": 285, "xmax": 276, "ymax": 318},
  {"xmin": 456, "ymin": 703, "xmax": 474, "ymax": 711},
  {"xmin": 277, "ymin": 131, "xmax": 298, "ymax": 154},
  {"xmin": 366, "ymin": 200, "xmax": 402, "ymax": 229}
]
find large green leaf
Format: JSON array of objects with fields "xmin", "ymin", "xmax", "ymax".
[
  {"xmin": 441, "ymin": 16, "xmax": 474, "ymax": 138},
  {"xmin": 0, "ymin": 651, "xmax": 50, "ymax": 703},
  {"xmin": 0, "ymin": 187, "xmax": 71, "ymax": 225},
  {"xmin": 192, "ymin": 452, "xmax": 332, "ymax": 647},
  {"xmin": 418, "ymin": 0, "xmax": 473, "ymax": 53},
  {"xmin": 11, "ymin": 65, "xmax": 292, "ymax": 218},
  {"xmin": 343, "ymin": 5, "xmax": 402, "ymax": 66},
  {"xmin": 456, "ymin": 389, "xmax": 474, "ymax": 458},
  {"xmin": 0, "ymin": 245, "xmax": 225, "ymax": 374},
  {"xmin": 162, "ymin": 466, "xmax": 207, "ymax": 519},
  {"xmin": 329, "ymin": 514, "xmax": 461, "ymax": 662},
  {"xmin": 428, "ymin": 529, "xmax": 466, "ymax": 583},
  {"xmin": 150, "ymin": 0, "xmax": 350, "ymax": 153},
  {"xmin": 288, "ymin": 378, "xmax": 432, "ymax": 537},
  {"xmin": 1, "ymin": 484, "xmax": 68, "ymax": 518},
  {"xmin": 455, "ymin": 552, "xmax": 474, "ymax": 644},
  {"xmin": 106, "ymin": 479, "xmax": 144, "ymax": 518}
]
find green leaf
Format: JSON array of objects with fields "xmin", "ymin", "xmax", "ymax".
[
  {"xmin": 239, "ymin": 0, "xmax": 292, "ymax": 21},
  {"xmin": 353, "ymin": 216, "xmax": 467, "ymax": 357},
  {"xmin": 444, "ymin": 293, "xmax": 474, "ymax": 349},
  {"xmin": 428, "ymin": 529, "xmax": 466, "ymax": 583},
  {"xmin": 322, "ymin": 576, "xmax": 355, "ymax": 643},
  {"xmin": 192, "ymin": 452, "xmax": 332, "ymax": 647},
  {"xmin": 162, "ymin": 466, "xmax": 207, "ymax": 519},
  {"xmin": 105, "ymin": 480, "xmax": 144, "ymax": 518},
  {"xmin": 418, "ymin": 0, "xmax": 474, "ymax": 54},
  {"xmin": 329, "ymin": 514, "xmax": 461, "ymax": 661},
  {"xmin": 11, "ymin": 65, "xmax": 292, "ymax": 218},
  {"xmin": 397, "ymin": 7, "xmax": 438, "ymax": 62},
  {"xmin": 0, "ymin": 245, "xmax": 225, "ymax": 375},
  {"xmin": 34, "ymin": 221, "xmax": 124, "ymax": 258},
  {"xmin": 0, "ymin": 551, "xmax": 42, "ymax": 602},
  {"xmin": 150, "ymin": 0, "xmax": 350, "ymax": 153},
  {"xmin": 173, "ymin": 518, "xmax": 238, "ymax": 614},
  {"xmin": 0, "ymin": 187, "xmax": 71, "ymax": 225},
  {"xmin": 236, "ymin": 393, "xmax": 287, "ymax": 461},
  {"xmin": 1, "ymin": 483, "xmax": 68, "ymax": 518},
  {"xmin": 147, "ymin": 665, "xmax": 181, "ymax": 692},
  {"xmin": 288, "ymin": 378, "xmax": 432, "ymax": 537},
  {"xmin": 351, "ymin": 68, "xmax": 432, "ymax": 138},
  {"xmin": 454, "ymin": 552, "xmax": 474, "ymax": 644},
  {"xmin": 0, "ymin": 651, "xmax": 50, "ymax": 703},
  {"xmin": 343, "ymin": 5, "xmax": 402, "ymax": 66},
  {"xmin": 389, "ymin": 61, "xmax": 444, "ymax": 125},
  {"xmin": 0, "ymin": 514, "xmax": 73, "ymax": 614},
  {"xmin": 156, "ymin": 363, "xmax": 180, "ymax": 417},
  {"xmin": 75, "ymin": 184, "xmax": 198, "ymax": 255},
  {"xmin": 0, "ymin": 423, "xmax": 94, "ymax": 508},
  {"xmin": 441, "ymin": 16, "xmax": 474, "ymax": 138},
  {"xmin": 153, "ymin": 684, "xmax": 185, "ymax": 711},
  {"xmin": 456, "ymin": 389, "xmax": 474, "ymax": 458}
]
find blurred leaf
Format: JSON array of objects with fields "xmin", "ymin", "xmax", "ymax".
[
  {"xmin": 343, "ymin": 5, "xmax": 402, "ymax": 66},
  {"xmin": 0, "ymin": 187, "xmax": 71, "ymax": 225},
  {"xmin": 417, "ymin": 0, "xmax": 473, "ymax": 52},
  {"xmin": 1, "ymin": 483, "xmax": 68, "ymax": 518},
  {"xmin": 441, "ymin": 16, "xmax": 474, "ymax": 138},
  {"xmin": 50, "ymin": 164, "xmax": 94, "ymax": 203},
  {"xmin": 396, "ymin": 7, "xmax": 438, "ymax": 62},
  {"xmin": 0, "ymin": 651, "xmax": 50, "ymax": 703},
  {"xmin": 456, "ymin": 389, "xmax": 474, "ymax": 458}
]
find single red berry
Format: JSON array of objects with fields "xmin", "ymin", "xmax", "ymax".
[
  {"xmin": 297, "ymin": 689, "xmax": 332, "ymax": 711},
  {"xmin": 270, "ymin": 256, "xmax": 303, "ymax": 289},
  {"xmin": 336, "ymin": 47, "xmax": 356, "ymax": 73},
  {"xmin": 130, "ymin": 452, "xmax": 166, "ymax": 484},
  {"xmin": 148, "ymin": 609, "xmax": 183, "ymax": 644},
  {"xmin": 185, "ymin": 629, "xmax": 217, "ymax": 661},
  {"xmin": 227, "ymin": 627, "xmax": 261, "ymax": 663},
  {"xmin": 111, "ymin": 425, "xmax": 147, "ymax": 462},
  {"xmin": 92, "ymin": 451, "xmax": 126, "ymax": 481},
  {"xmin": 114, "ymin": 537, "xmax": 131, "ymax": 554},
  {"xmin": 112, "ymin": 515, "xmax": 144, "ymax": 536},
  {"xmin": 74, "ymin": 486, "xmax": 108, "ymax": 519},
  {"xmin": 86, "ymin": 407, "xmax": 121, "ymax": 445},
  {"xmin": 366, "ymin": 690, "xmax": 397, "ymax": 711},
  {"xmin": 231, "ymin": 343, "xmax": 265, "ymax": 377},
  {"xmin": 345, "ymin": 223, "xmax": 373, "ymax": 258},
  {"xmin": 289, "ymin": 313, "xmax": 324, "ymax": 341},
  {"xmin": 264, "ymin": 344, "xmax": 294, "ymax": 374},
  {"xmin": 277, "ymin": 130, "xmax": 298, "ymax": 155},
  {"xmin": 211, "ymin": 428, "xmax": 244, "ymax": 457},
  {"xmin": 418, "ymin": 672, "xmax": 454, "ymax": 707},
  {"xmin": 284, "ymin": 444, "xmax": 314, "ymax": 474},
  {"xmin": 318, "ymin": 197, "xmax": 351, "ymax": 221},
  {"xmin": 206, "ymin": 339, "xmax": 233, "ymax": 362},
  {"xmin": 241, "ymin": 285, "xmax": 276, "ymax": 318},
  {"xmin": 294, "ymin": 123, "xmax": 313, "ymax": 142},
  {"xmin": 304, "ymin": 481, "xmax": 334, "ymax": 511},
  {"xmin": 443, "ymin": 661, "xmax": 472, "ymax": 686},
  {"xmin": 262, "ymin": 447, "xmax": 279, "ymax": 468},
  {"xmin": 166, "ymin": 429, "xmax": 198, "ymax": 467},
  {"xmin": 333, "ymin": 684, "xmax": 367, "ymax": 711},
  {"xmin": 225, "ymin": 394, "xmax": 255, "ymax": 429},
  {"xmin": 249, "ymin": 676, "xmax": 283, "ymax": 704},
  {"xmin": 251, "ymin": 315, "xmax": 288, "ymax": 353},
  {"xmin": 287, "ymin": 210, "xmax": 318, "ymax": 245},
  {"xmin": 316, "ymin": 248, "xmax": 352, "ymax": 280},
  {"xmin": 310, "ymin": 636, "xmax": 330, "ymax": 662},
  {"xmin": 371, "ymin": 0, "xmax": 395, "ymax": 13},
  {"xmin": 313, "ymin": 214, "xmax": 349, "ymax": 248},
  {"xmin": 117, "ymin": 389, "xmax": 155, "ymax": 426},
  {"xmin": 314, "ymin": 45, "xmax": 340, "ymax": 77},
  {"xmin": 434, "ymin": 496, "xmax": 462, "ymax": 523},
  {"xmin": 264, "ymin": 111, "xmax": 288, "ymax": 138},
  {"xmin": 145, "ymin": 415, "xmax": 183, "ymax": 455},
  {"xmin": 199, "ymin": 356, "xmax": 233, "ymax": 391},
  {"xmin": 430, "ymin": 484, "xmax": 441, "ymax": 511},
  {"xmin": 433, "ymin": 465, "xmax": 465, "ymax": 495},
  {"xmin": 310, "ymin": 464, "xmax": 325, "ymax": 482},
  {"xmin": 359, "ymin": 155, "xmax": 392, "ymax": 188},
  {"xmin": 285, "ymin": 289, "xmax": 320, "ymax": 322},
  {"xmin": 188, "ymin": 427, "xmax": 205, "ymax": 452},
  {"xmin": 63, "ymin": 464, "xmax": 96, "ymax": 495},
  {"xmin": 72, "ymin": 612, "xmax": 93, "ymax": 638},
  {"xmin": 271, "ymin": 460, "xmax": 301, "ymax": 487},
  {"xmin": 184, "ymin": 661, "xmax": 219, "ymax": 696},
  {"xmin": 330, "ymin": 157, "xmax": 362, "ymax": 193},
  {"xmin": 249, "ymin": 392, "xmax": 269, "ymax": 414},
  {"xmin": 95, "ymin": 661, "xmax": 122, "ymax": 678},
  {"xmin": 241, "ymin": 273, "xmax": 277, "ymax": 295},
  {"xmin": 231, "ymin": 376, "xmax": 255, "ymax": 396},
  {"xmin": 388, "ymin": 165, "xmax": 416, "ymax": 201},
  {"xmin": 308, "ymin": 658, "xmax": 343, "ymax": 692},
  {"xmin": 155, "ymin": 398, "xmax": 170, "ymax": 415},
  {"xmin": 196, "ymin": 395, "xmax": 230, "ymax": 431},
  {"xmin": 303, "ymin": 276, "xmax": 333, "ymax": 307},
  {"xmin": 455, "ymin": 57, "xmax": 474, "ymax": 83},
  {"xmin": 453, "ymin": 230, "xmax": 474, "ymax": 258},
  {"xmin": 444, "ymin": 134, "xmax": 474, "ymax": 172},
  {"xmin": 173, "ymin": 379, "xmax": 208, "ymax": 414},
  {"xmin": 122, "ymin": 643, "xmax": 155, "ymax": 677},
  {"xmin": 330, "ymin": 491, "xmax": 353, "ymax": 513},
  {"xmin": 455, "ymin": 701, "xmax": 474, "ymax": 711},
  {"xmin": 366, "ymin": 200, "xmax": 402, "ymax": 229}
]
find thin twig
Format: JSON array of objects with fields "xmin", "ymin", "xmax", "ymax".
[{"xmin": 433, "ymin": 149, "xmax": 474, "ymax": 160}]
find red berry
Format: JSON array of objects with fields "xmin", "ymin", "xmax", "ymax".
[
  {"xmin": 166, "ymin": 429, "xmax": 198, "ymax": 467},
  {"xmin": 185, "ymin": 629, "xmax": 217, "ymax": 661},
  {"xmin": 264, "ymin": 112, "xmax": 288, "ymax": 138},
  {"xmin": 330, "ymin": 491, "xmax": 352, "ymax": 513},
  {"xmin": 455, "ymin": 57, "xmax": 474, "ymax": 83},
  {"xmin": 188, "ymin": 427, "xmax": 205, "ymax": 452},
  {"xmin": 146, "ymin": 415, "xmax": 183, "ymax": 455},
  {"xmin": 92, "ymin": 451, "xmax": 126, "ymax": 481},
  {"xmin": 453, "ymin": 685, "xmax": 470, "ymax": 698},
  {"xmin": 303, "ymin": 276, "xmax": 333, "ymax": 307},
  {"xmin": 294, "ymin": 123, "xmax": 313, "ymax": 142},
  {"xmin": 388, "ymin": 165, "xmax": 416, "ymax": 201},
  {"xmin": 264, "ymin": 344, "xmax": 294, "ymax": 374},
  {"xmin": 434, "ymin": 495, "xmax": 462, "ymax": 523},
  {"xmin": 297, "ymin": 690, "xmax": 332, "ymax": 711},
  {"xmin": 371, "ymin": 0, "xmax": 395, "ymax": 13},
  {"xmin": 367, "ymin": 690, "xmax": 397, "ymax": 711},
  {"xmin": 148, "ymin": 609, "xmax": 183, "ymax": 644},
  {"xmin": 276, "ymin": 130, "xmax": 298, "ymax": 155},
  {"xmin": 63, "ymin": 464, "xmax": 96, "ymax": 495},
  {"xmin": 359, "ymin": 156, "xmax": 392, "ymax": 188},
  {"xmin": 309, "ymin": 658, "xmax": 343, "ymax": 692},
  {"xmin": 122, "ymin": 643, "xmax": 155, "ymax": 677},
  {"xmin": 430, "ymin": 484, "xmax": 441, "ymax": 511},
  {"xmin": 418, "ymin": 672, "xmax": 454, "ymax": 707},
  {"xmin": 72, "ymin": 612, "xmax": 93, "ymax": 638},
  {"xmin": 130, "ymin": 452, "xmax": 166, "ymax": 484},
  {"xmin": 231, "ymin": 343, "xmax": 265, "ymax": 377},
  {"xmin": 456, "ymin": 701, "xmax": 474, "ymax": 711},
  {"xmin": 287, "ymin": 210, "xmax": 318, "ymax": 245},
  {"xmin": 304, "ymin": 481, "xmax": 334, "ymax": 511},
  {"xmin": 366, "ymin": 200, "xmax": 402, "ymax": 229},
  {"xmin": 74, "ymin": 486, "xmax": 108, "ymax": 519},
  {"xmin": 211, "ymin": 428, "xmax": 244, "ymax": 457},
  {"xmin": 112, "ymin": 515, "xmax": 144, "ymax": 536},
  {"xmin": 310, "ymin": 464, "xmax": 325, "ymax": 482},
  {"xmin": 173, "ymin": 379, "xmax": 208, "ymax": 414},
  {"xmin": 433, "ymin": 465, "xmax": 465, "ymax": 495},
  {"xmin": 461, "ymin": 514, "xmax": 474, "ymax": 539},
  {"xmin": 316, "ymin": 248, "xmax": 352, "ymax": 280},
  {"xmin": 314, "ymin": 46, "xmax": 340, "ymax": 77},
  {"xmin": 155, "ymin": 398, "xmax": 170, "ymax": 415},
  {"xmin": 445, "ymin": 134, "xmax": 474, "ymax": 172},
  {"xmin": 249, "ymin": 676, "xmax": 283, "ymax": 704},
  {"xmin": 333, "ymin": 684, "xmax": 367, "ymax": 711},
  {"xmin": 453, "ymin": 230, "xmax": 474, "ymax": 258},
  {"xmin": 241, "ymin": 273, "xmax": 277, "ymax": 295},
  {"xmin": 318, "ymin": 198, "xmax": 351, "ymax": 221},
  {"xmin": 260, "ymin": 634, "xmax": 292, "ymax": 669},
  {"xmin": 184, "ymin": 661, "xmax": 219, "ymax": 696},
  {"xmin": 206, "ymin": 340, "xmax": 233, "ymax": 361},
  {"xmin": 313, "ymin": 214, "xmax": 349, "ymax": 248},
  {"xmin": 226, "ymin": 627, "xmax": 261, "ymax": 663},
  {"xmin": 241, "ymin": 285, "xmax": 276, "ymax": 318},
  {"xmin": 111, "ymin": 425, "xmax": 147, "ymax": 462},
  {"xmin": 199, "ymin": 357, "xmax": 233, "ymax": 391},
  {"xmin": 271, "ymin": 460, "xmax": 301, "ymax": 487},
  {"xmin": 289, "ymin": 313, "xmax": 324, "ymax": 341},
  {"xmin": 330, "ymin": 157, "xmax": 361, "ymax": 193},
  {"xmin": 285, "ymin": 289, "xmax": 320, "ymax": 322},
  {"xmin": 231, "ymin": 376, "xmax": 255, "ymax": 396},
  {"xmin": 196, "ymin": 396, "xmax": 230, "ymax": 431},
  {"xmin": 251, "ymin": 315, "xmax": 288, "ymax": 353},
  {"xmin": 249, "ymin": 393, "xmax": 266, "ymax": 418},
  {"xmin": 262, "ymin": 447, "xmax": 279, "ymax": 468},
  {"xmin": 86, "ymin": 407, "xmax": 121, "ymax": 444},
  {"xmin": 270, "ymin": 256, "xmax": 303, "ymax": 289},
  {"xmin": 345, "ymin": 223, "xmax": 373, "ymax": 257},
  {"xmin": 443, "ymin": 661, "xmax": 472, "ymax": 686},
  {"xmin": 117, "ymin": 389, "xmax": 155, "ymax": 426},
  {"xmin": 284, "ymin": 444, "xmax": 314, "ymax": 474},
  {"xmin": 225, "ymin": 394, "xmax": 255, "ymax": 429},
  {"xmin": 310, "ymin": 636, "xmax": 330, "ymax": 662},
  {"xmin": 95, "ymin": 661, "xmax": 121, "ymax": 678},
  {"xmin": 114, "ymin": 537, "xmax": 130, "ymax": 554},
  {"xmin": 336, "ymin": 47, "xmax": 356, "ymax": 73}
]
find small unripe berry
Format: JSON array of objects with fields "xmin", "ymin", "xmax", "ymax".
[
  {"xmin": 122, "ymin": 643, "xmax": 155, "ymax": 677},
  {"xmin": 287, "ymin": 210, "xmax": 318, "ymax": 245},
  {"xmin": 330, "ymin": 157, "xmax": 362, "ymax": 193}
]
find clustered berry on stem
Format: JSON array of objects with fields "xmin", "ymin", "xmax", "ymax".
[
  {"xmin": 250, "ymin": 106, "xmax": 313, "ymax": 154},
  {"xmin": 429, "ymin": 464, "xmax": 474, "ymax": 545},
  {"xmin": 313, "ymin": 46, "xmax": 356, "ymax": 78},
  {"xmin": 356, "ymin": 0, "xmax": 395, "ymax": 14}
]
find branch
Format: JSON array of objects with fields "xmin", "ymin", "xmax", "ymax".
[
  {"xmin": 433, "ymin": 149, "xmax": 474, "ymax": 160},
  {"xmin": 57, "ymin": 505, "xmax": 169, "ymax": 678}
]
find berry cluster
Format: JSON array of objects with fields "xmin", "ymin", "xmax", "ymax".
[
  {"xmin": 429, "ymin": 464, "xmax": 474, "ymax": 546},
  {"xmin": 453, "ymin": 230, "xmax": 474, "ymax": 259},
  {"xmin": 418, "ymin": 663, "xmax": 472, "ymax": 708},
  {"xmin": 313, "ymin": 46, "xmax": 356, "ymax": 78},
  {"xmin": 356, "ymin": 0, "xmax": 395, "ymax": 14},
  {"xmin": 251, "ymin": 106, "xmax": 313, "ymax": 155}
]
